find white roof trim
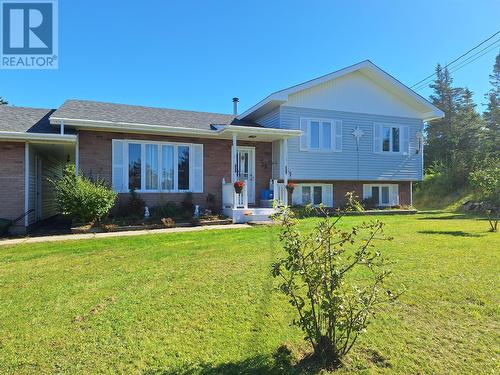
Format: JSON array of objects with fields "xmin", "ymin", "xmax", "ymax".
[
  {"xmin": 49, "ymin": 117, "xmax": 300, "ymax": 140},
  {"xmin": 237, "ymin": 60, "xmax": 444, "ymax": 122},
  {"xmin": 0, "ymin": 131, "xmax": 77, "ymax": 143}
]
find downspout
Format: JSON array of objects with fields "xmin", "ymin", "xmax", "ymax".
[{"xmin": 24, "ymin": 143, "xmax": 30, "ymax": 227}]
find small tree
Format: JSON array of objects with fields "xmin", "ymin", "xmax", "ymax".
[
  {"xmin": 52, "ymin": 164, "xmax": 117, "ymax": 224},
  {"xmin": 272, "ymin": 206, "xmax": 400, "ymax": 368},
  {"xmin": 343, "ymin": 191, "xmax": 364, "ymax": 212},
  {"xmin": 469, "ymin": 163, "xmax": 500, "ymax": 232}
]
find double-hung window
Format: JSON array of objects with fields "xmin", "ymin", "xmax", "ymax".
[
  {"xmin": 112, "ymin": 140, "xmax": 203, "ymax": 193},
  {"xmin": 382, "ymin": 126, "xmax": 400, "ymax": 152},
  {"xmin": 300, "ymin": 118, "xmax": 342, "ymax": 152},
  {"xmin": 374, "ymin": 123, "xmax": 409, "ymax": 154}
]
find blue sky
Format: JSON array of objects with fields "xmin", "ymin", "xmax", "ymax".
[{"xmin": 1, "ymin": 0, "xmax": 499, "ymax": 114}]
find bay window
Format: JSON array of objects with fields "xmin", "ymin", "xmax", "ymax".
[{"xmin": 112, "ymin": 140, "xmax": 203, "ymax": 193}]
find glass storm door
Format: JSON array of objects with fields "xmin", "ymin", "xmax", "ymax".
[{"xmin": 236, "ymin": 147, "xmax": 255, "ymax": 204}]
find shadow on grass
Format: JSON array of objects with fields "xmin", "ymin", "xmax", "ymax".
[
  {"xmin": 417, "ymin": 214, "xmax": 468, "ymax": 220},
  {"xmin": 143, "ymin": 355, "xmax": 297, "ymax": 375},
  {"xmin": 144, "ymin": 355, "xmax": 334, "ymax": 375},
  {"xmin": 418, "ymin": 230, "xmax": 482, "ymax": 237}
]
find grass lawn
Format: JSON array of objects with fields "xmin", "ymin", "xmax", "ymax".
[{"xmin": 0, "ymin": 212, "xmax": 498, "ymax": 374}]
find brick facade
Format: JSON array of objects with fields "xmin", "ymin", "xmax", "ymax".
[
  {"xmin": 78, "ymin": 130, "xmax": 273, "ymax": 209},
  {"xmin": 291, "ymin": 180, "xmax": 412, "ymax": 208},
  {"xmin": 0, "ymin": 141, "xmax": 25, "ymax": 233}
]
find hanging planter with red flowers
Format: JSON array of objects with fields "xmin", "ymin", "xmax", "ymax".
[
  {"xmin": 234, "ymin": 180, "xmax": 245, "ymax": 194},
  {"xmin": 286, "ymin": 182, "xmax": 295, "ymax": 194}
]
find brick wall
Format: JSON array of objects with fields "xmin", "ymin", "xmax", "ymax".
[
  {"xmin": 291, "ymin": 180, "xmax": 412, "ymax": 208},
  {"xmin": 78, "ymin": 130, "xmax": 273, "ymax": 209},
  {"xmin": 0, "ymin": 141, "xmax": 25, "ymax": 233}
]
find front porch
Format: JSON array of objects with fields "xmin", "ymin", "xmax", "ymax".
[
  {"xmin": 222, "ymin": 179, "xmax": 288, "ymax": 223},
  {"xmin": 220, "ymin": 128, "xmax": 294, "ymax": 223}
]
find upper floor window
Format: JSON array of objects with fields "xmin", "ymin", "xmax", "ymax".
[
  {"xmin": 382, "ymin": 126, "xmax": 400, "ymax": 152},
  {"xmin": 300, "ymin": 118, "xmax": 342, "ymax": 152},
  {"xmin": 373, "ymin": 123, "xmax": 409, "ymax": 154},
  {"xmin": 112, "ymin": 140, "xmax": 203, "ymax": 193}
]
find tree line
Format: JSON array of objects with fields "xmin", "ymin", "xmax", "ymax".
[{"xmin": 425, "ymin": 53, "xmax": 499, "ymax": 187}]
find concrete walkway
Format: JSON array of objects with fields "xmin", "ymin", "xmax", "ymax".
[{"xmin": 0, "ymin": 224, "xmax": 251, "ymax": 247}]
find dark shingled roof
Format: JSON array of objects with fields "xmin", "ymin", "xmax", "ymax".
[
  {"xmin": 0, "ymin": 106, "xmax": 58, "ymax": 133},
  {"xmin": 51, "ymin": 99, "xmax": 261, "ymax": 130}
]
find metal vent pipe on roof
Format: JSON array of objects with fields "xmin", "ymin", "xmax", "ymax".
[{"xmin": 232, "ymin": 97, "xmax": 239, "ymax": 116}]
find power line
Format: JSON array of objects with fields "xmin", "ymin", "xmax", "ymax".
[
  {"xmin": 449, "ymin": 41, "xmax": 500, "ymax": 75},
  {"xmin": 410, "ymin": 30, "xmax": 500, "ymax": 89},
  {"xmin": 413, "ymin": 38, "xmax": 500, "ymax": 91}
]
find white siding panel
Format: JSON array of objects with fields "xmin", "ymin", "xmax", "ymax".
[{"xmin": 283, "ymin": 71, "xmax": 423, "ymax": 119}]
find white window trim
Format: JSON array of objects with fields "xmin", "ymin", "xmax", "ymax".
[
  {"xmin": 363, "ymin": 183, "xmax": 399, "ymax": 207},
  {"xmin": 294, "ymin": 183, "xmax": 332, "ymax": 206},
  {"xmin": 375, "ymin": 123, "xmax": 405, "ymax": 155},
  {"xmin": 300, "ymin": 117, "xmax": 341, "ymax": 153},
  {"xmin": 114, "ymin": 139, "xmax": 203, "ymax": 193}
]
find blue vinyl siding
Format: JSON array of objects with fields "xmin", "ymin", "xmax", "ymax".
[
  {"xmin": 255, "ymin": 108, "xmax": 280, "ymax": 128},
  {"xmin": 264, "ymin": 106, "xmax": 423, "ymax": 181}
]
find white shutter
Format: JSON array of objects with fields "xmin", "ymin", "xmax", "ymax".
[
  {"xmin": 300, "ymin": 118, "xmax": 308, "ymax": 151},
  {"xmin": 334, "ymin": 120, "xmax": 342, "ymax": 152},
  {"xmin": 402, "ymin": 126, "xmax": 410, "ymax": 155},
  {"xmin": 390, "ymin": 184, "xmax": 399, "ymax": 206},
  {"xmin": 112, "ymin": 140, "xmax": 124, "ymax": 192},
  {"xmin": 322, "ymin": 184, "xmax": 333, "ymax": 207},
  {"xmin": 362, "ymin": 184, "xmax": 371, "ymax": 200},
  {"xmin": 373, "ymin": 124, "xmax": 382, "ymax": 153},
  {"xmin": 292, "ymin": 185, "xmax": 302, "ymax": 205},
  {"xmin": 192, "ymin": 144, "xmax": 203, "ymax": 193}
]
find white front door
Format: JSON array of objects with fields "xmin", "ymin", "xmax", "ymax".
[{"xmin": 236, "ymin": 147, "xmax": 255, "ymax": 204}]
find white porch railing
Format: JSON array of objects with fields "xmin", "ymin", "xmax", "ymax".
[
  {"xmin": 222, "ymin": 179, "xmax": 248, "ymax": 209},
  {"xmin": 271, "ymin": 179, "xmax": 288, "ymax": 206}
]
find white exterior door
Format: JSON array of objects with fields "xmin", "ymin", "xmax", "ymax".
[{"xmin": 236, "ymin": 147, "xmax": 255, "ymax": 204}]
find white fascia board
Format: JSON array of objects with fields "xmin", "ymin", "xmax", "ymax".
[
  {"xmin": 221, "ymin": 125, "xmax": 301, "ymax": 138},
  {"xmin": 50, "ymin": 117, "xmax": 218, "ymax": 137},
  {"xmin": 0, "ymin": 131, "xmax": 77, "ymax": 143},
  {"xmin": 237, "ymin": 60, "xmax": 444, "ymax": 121},
  {"xmin": 49, "ymin": 117, "xmax": 301, "ymax": 140}
]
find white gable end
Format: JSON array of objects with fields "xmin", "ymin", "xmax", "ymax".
[{"xmin": 283, "ymin": 71, "xmax": 423, "ymax": 119}]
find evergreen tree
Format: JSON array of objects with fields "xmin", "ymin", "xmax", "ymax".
[
  {"xmin": 0, "ymin": 97, "xmax": 7, "ymax": 105},
  {"xmin": 425, "ymin": 65, "xmax": 483, "ymax": 184},
  {"xmin": 483, "ymin": 53, "xmax": 500, "ymax": 157}
]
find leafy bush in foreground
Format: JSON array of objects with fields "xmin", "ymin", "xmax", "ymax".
[
  {"xmin": 52, "ymin": 164, "xmax": 116, "ymax": 224},
  {"xmin": 272, "ymin": 206, "xmax": 400, "ymax": 368},
  {"xmin": 469, "ymin": 163, "xmax": 500, "ymax": 231}
]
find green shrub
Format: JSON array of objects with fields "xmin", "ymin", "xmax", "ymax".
[
  {"xmin": 52, "ymin": 164, "xmax": 116, "ymax": 223},
  {"xmin": 206, "ymin": 193, "xmax": 218, "ymax": 214},
  {"xmin": 272, "ymin": 206, "xmax": 400, "ymax": 368},
  {"xmin": 469, "ymin": 163, "xmax": 500, "ymax": 231},
  {"xmin": 150, "ymin": 201, "xmax": 181, "ymax": 219},
  {"xmin": 115, "ymin": 189, "xmax": 146, "ymax": 218},
  {"xmin": 181, "ymin": 192, "xmax": 195, "ymax": 218}
]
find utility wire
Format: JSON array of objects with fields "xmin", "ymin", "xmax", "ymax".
[
  {"xmin": 410, "ymin": 30, "xmax": 500, "ymax": 89},
  {"xmin": 413, "ymin": 38, "xmax": 500, "ymax": 91}
]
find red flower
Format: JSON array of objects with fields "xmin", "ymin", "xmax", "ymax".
[{"xmin": 234, "ymin": 181, "xmax": 245, "ymax": 189}]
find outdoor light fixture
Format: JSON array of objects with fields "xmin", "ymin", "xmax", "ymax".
[{"xmin": 416, "ymin": 131, "xmax": 424, "ymax": 154}]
